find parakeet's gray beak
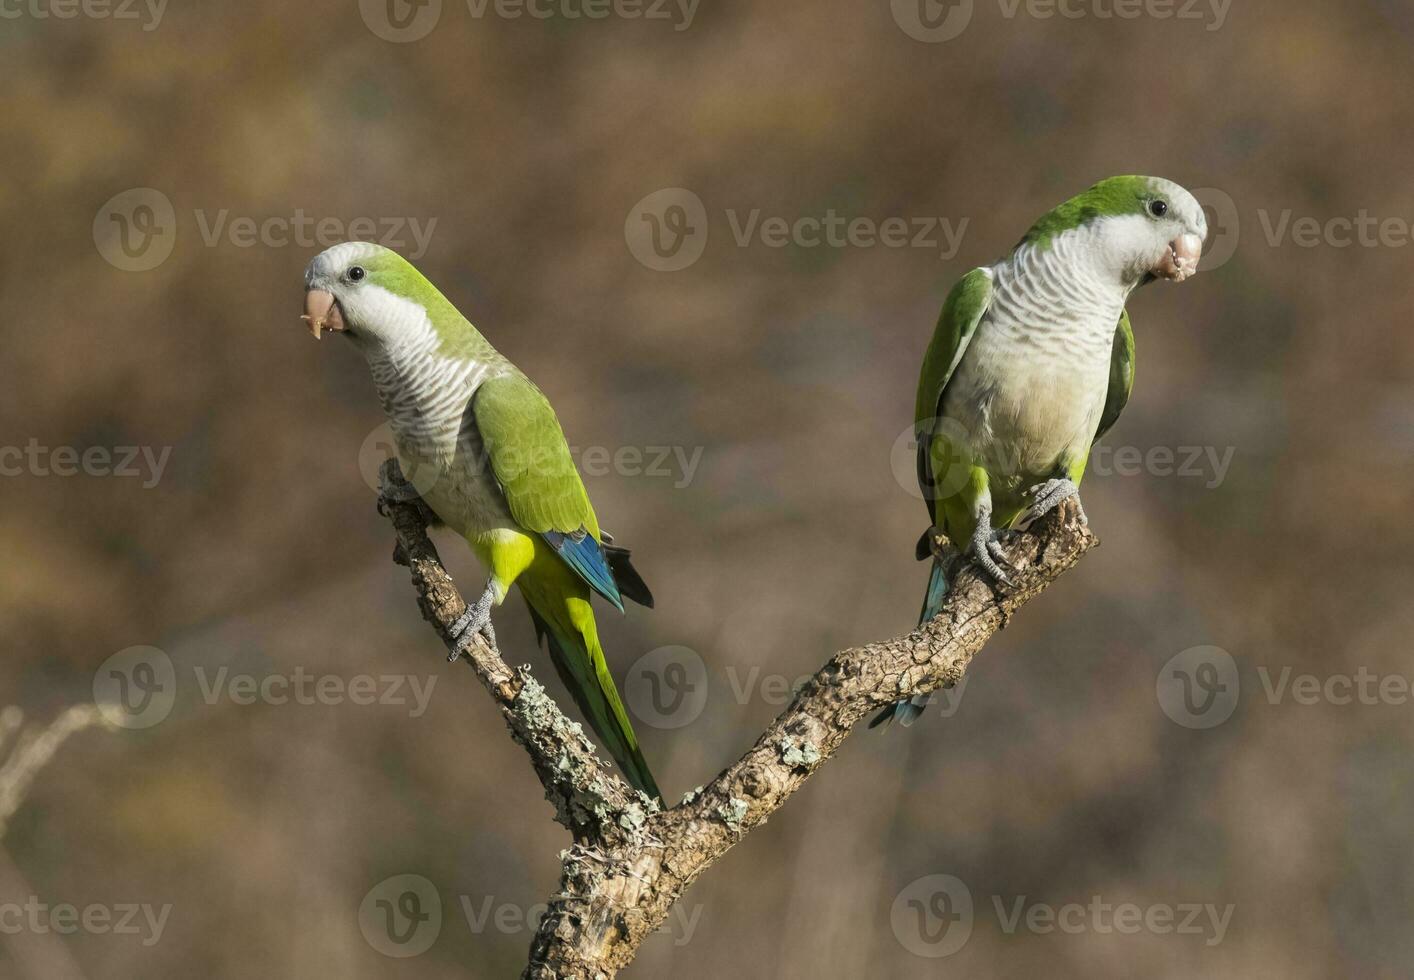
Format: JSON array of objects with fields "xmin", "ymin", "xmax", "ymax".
[
  {"xmin": 302, "ymin": 289, "xmax": 346, "ymax": 339},
  {"xmin": 1155, "ymin": 233, "xmax": 1203, "ymax": 282}
]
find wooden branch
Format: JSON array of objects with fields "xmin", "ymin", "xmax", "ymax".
[
  {"xmin": 0, "ymin": 705, "xmax": 111, "ymax": 840},
  {"xmin": 376, "ymin": 459, "xmax": 1097, "ymax": 977}
]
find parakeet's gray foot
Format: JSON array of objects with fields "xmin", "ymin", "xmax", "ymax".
[
  {"xmin": 447, "ymin": 584, "xmax": 497, "ymax": 661},
  {"xmin": 1016, "ymin": 477, "xmax": 1086, "ymax": 531},
  {"xmin": 377, "ymin": 460, "xmax": 444, "ymax": 528},
  {"xmin": 379, "ymin": 478, "xmax": 423, "ymax": 505},
  {"xmin": 968, "ymin": 520, "xmax": 1012, "ymax": 586}
]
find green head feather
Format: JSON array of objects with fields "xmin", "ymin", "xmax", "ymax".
[
  {"xmin": 1019, "ymin": 175, "xmax": 1190, "ymax": 251},
  {"xmin": 304, "ymin": 242, "xmax": 496, "ymax": 360}
]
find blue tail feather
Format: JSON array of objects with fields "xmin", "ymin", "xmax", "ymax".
[
  {"xmin": 919, "ymin": 557, "xmax": 950, "ymax": 624},
  {"xmin": 869, "ymin": 559, "xmax": 949, "ymax": 729},
  {"xmin": 543, "ymin": 529, "xmax": 624, "ymax": 611}
]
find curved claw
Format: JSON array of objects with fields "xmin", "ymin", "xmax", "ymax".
[
  {"xmin": 986, "ymin": 536, "xmax": 1012, "ymax": 568},
  {"xmin": 977, "ymin": 551, "xmax": 1011, "ymax": 586},
  {"xmin": 1069, "ymin": 497, "xmax": 1090, "ymax": 527},
  {"xmin": 970, "ymin": 523, "xmax": 1012, "ymax": 586},
  {"xmin": 1016, "ymin": 478, "xmax": 1083, "ymax": 531}
]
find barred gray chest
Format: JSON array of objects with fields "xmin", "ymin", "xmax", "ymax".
[
  {"xmin": 366, "ymin": 337, "xmax": 514, "ymax": 536},
  {"xmin": 943, "ymin": 238, "xmax": 1127, "ymax": 485}
]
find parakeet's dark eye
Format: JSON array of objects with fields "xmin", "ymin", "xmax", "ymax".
[
  {"xmin": 347, "ymin": 266, "xmax": 366, "ymax": 282},
  {"xmin": 1149, "ymin": 200, "xmax": 1169, "ymax": 218}
]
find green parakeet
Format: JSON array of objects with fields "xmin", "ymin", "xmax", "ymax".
[
  {"xmin": 303, "ymin": 243, "xmax": 662, "ymax": 801},
  {"xmin": 875, "ymin": 175, "xmax": 1207, "ymax": 727}
]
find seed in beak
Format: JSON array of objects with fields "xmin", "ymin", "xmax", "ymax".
[
  {"xmin": 1157, "ymin": 233, "xmax": 1203, "ymax": 282},
  {"xmin": 302, "ymin": 289, "xmax": 343, "ymax": 339}
]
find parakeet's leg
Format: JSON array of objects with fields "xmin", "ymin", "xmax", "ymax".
[
  {"xmin": 968, "ymin": 499, "xmax": 1012, "ymax": 584},
  {"xmin": 447, "ymin": 579, "xmax": 498, "ymax": 660},
  {"xmin": 938, "ymin": 462, "xmax": 1011, "ymax": 585},
  {"xmin": 376, "ymin": 458, "xmax": 420, "ymax": 502},
  {"xmin": 1015, "ymin": 477, "xmax": 1086, "ymax": 530},
  {"xmin": 375, "ymin": 459, "xmax": 444, "ymax": 529},
  {"xmin": 451, "ymin": 530, "xmax": 536, "ymax": 661}
]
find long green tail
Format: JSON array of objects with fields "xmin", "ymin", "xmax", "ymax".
[
  {"xmin": 869, "ymin": 558, "xmax": 949, "ymax": 728},
  {"xmin": 527, "ymin": 605, "xmax": 663, "ymax": 801}
]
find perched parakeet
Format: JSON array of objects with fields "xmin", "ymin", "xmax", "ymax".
[
  {"xmin": 303, "ymin": 243, "xmax": 662, "ymax": 800},
  {"xmin": 875, "ymin": 176, "xmax": 1207, "ymax": 727}
]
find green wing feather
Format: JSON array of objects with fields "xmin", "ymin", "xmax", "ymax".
[
  {"xmin": 1093, "ymin": 309, "xmax": 1135, "ymax": 445},
  {"xmin": 525, "ymin": 604, "xmax": 663, "ymax": 801},
  {"xmin": 472, "ymin": 372, "xmax": 600, "ymax": 538},
  {"xmin": 473, "ymin": 374, "xmax": 660, "ymax": 797},
  {"xmin": 914, "ymin": 267, "xmax": 994, "ymax": 517}
]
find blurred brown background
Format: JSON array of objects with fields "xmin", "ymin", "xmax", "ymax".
[{"xmin": 3, "ymin": 0, "xmax": 1414, "ymax": 976}]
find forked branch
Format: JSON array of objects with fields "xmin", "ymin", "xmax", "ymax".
[{"xmin": 376, "ymin": 459, "xmax": 1097, "ymax": 978}]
